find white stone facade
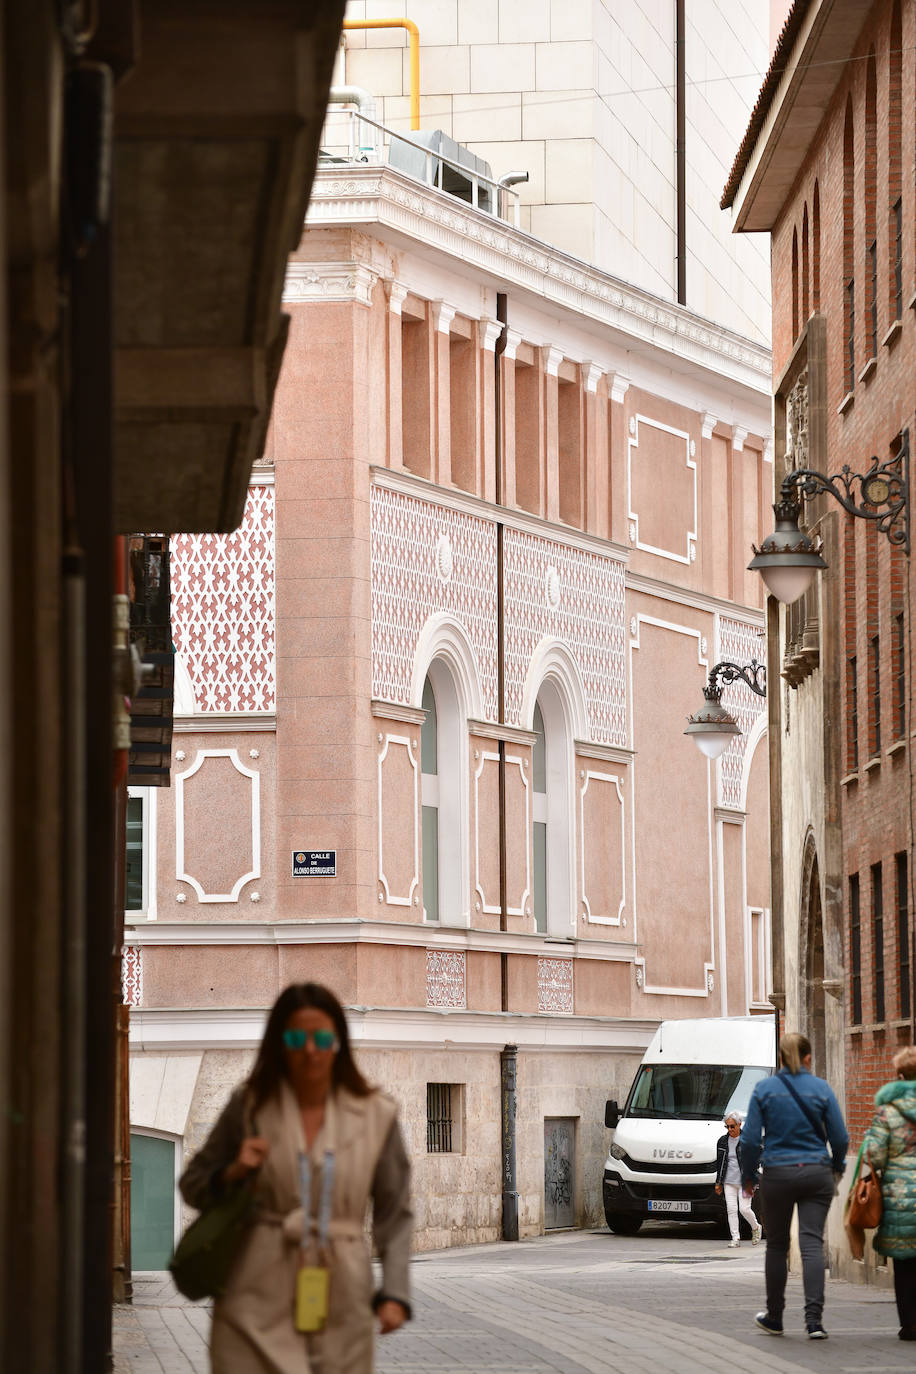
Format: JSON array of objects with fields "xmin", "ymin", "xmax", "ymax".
[{"xmin": 335, "ymin": 0, "xmax": 772, "ymax": 342}]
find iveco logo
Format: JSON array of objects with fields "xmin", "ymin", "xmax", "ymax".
[{"xmin": 652, "ymin": 1149, "xmax": 693, "ymax": 1159}]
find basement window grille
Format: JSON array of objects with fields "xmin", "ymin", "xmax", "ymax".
[{"xmin": 427, "ymin": 1083, "xmax": 461, "ymax": 1153}]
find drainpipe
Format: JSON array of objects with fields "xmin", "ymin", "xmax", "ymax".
[
  {"xmin": 327, "ymin": 86, "xmax": 379, "ymax": 158},
  {"xmin": 497, "ymin": 170, "xmax": 528, "ymax": 225},
  {"xmin": 494, "ymin": 292, "xmax": 519, "ymax": 1241},
  {"xmin": 675, "ymin": 0, "xmax": 686, "ymax": 305},
  {"xmin": 342, "ymin": 18, "xmax": 420, "ymax": 130}
]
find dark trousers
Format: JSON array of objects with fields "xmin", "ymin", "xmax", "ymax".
[
  {"xmin": 759, "ymin": 1164, "xmax": 835, "ymax": 1325},
  {"xmin": 894, "ymin": 1256, "xmax": 916, "ymax": 1333}
]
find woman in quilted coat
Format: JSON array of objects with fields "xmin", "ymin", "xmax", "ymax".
[
  {"xmin": 863, "ymin": 1044, "xmax": 916, "ymax": 1341},
  {"xmin": 180, "ymin": 982, "xmax": 412, "ymax": 1373}
]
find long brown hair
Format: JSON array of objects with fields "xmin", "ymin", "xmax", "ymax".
[
  {"xmin": 779, "ymin": 1031, "xmax": 811, "ymax": 1075},
  {"xmin": 248, "ymin": 983, "xmax": 371, "ymax": 1110}
]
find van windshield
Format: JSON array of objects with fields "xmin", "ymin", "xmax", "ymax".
[{"xmin": 625, "ymin": 1064, "xmax": 769, "ymax": 1121}]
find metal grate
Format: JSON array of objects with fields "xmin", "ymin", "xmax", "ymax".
[{"xmin": 426, "ymin": 1083, "xmax": 454, "ymax": 1153}]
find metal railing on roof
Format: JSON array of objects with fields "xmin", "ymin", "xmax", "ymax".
[{"xmin": 320, "ymin": 108, "xmax": 522, "ymax": 227}]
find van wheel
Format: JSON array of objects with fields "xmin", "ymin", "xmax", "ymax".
[{"xmin": 605, "ymin": 1210, "xmax": 643, "ymax": 1236}]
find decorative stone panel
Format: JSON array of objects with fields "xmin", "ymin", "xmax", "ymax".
[
  {"xmin": 718, "ymin": 616, "xmax": 767, "ymax": 808},
  {"xmin": 426, "ymin": 950, "xmax": 466, "ymax": 1008},
  {"xmin": 122, "ymin": 946, "xmax": 142, "ymax": 1006},
  {"xmin": 504, "ymin": 530, "xmax": 627, "ymax": 745},
  {"xmin": 170, "ymin": 484, "xmax": 275, "ymax": 712},
  {"xmin": 371, "ymin": 486, "xmax": 498, "ymax": 716},
  {"xmin": 537, "ymin": 956, "xmax": 573, "ymax": 1014}
]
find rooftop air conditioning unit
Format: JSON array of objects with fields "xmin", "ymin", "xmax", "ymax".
[{"xmin": 388, "ymin": 129, "xmax": 494, "ymax": 213}]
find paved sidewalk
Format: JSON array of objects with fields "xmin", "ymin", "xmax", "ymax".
[{"xmin": 114, "ymin": 1227, "xmax": 906, "ymax": 1373}]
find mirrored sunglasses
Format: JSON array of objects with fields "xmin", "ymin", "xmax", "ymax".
[{"xmin": 282, "ymin": 1028, "xmax": 338, "ymax": 1051}]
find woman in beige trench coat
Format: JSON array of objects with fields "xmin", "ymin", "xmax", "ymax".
[{"xmin": 180, "ymin": 982, "xmax": 412, "ymax": 1374}]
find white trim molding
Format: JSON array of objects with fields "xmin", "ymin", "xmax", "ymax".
[
  {"xmin": 283, "ymin": 260, "xmax": 378, "ymax": 306},
  {"xmin": 307, "ymin": 167, "xmax": 771, "ymax": 399},
  {"xmin": 130, "ymin": 1004, "xmax": 658, "ymax": 1055},
  {"xmin": 174, "ymin": 749, "xmax": 261, "ymax": 902},
  {"xmin": 627, "ymin": 414, "xmax": 697, "ymax": 566},
  {"xmin": 126, "ymin": 917, "xmax": 640, "ymax": 962},
  {"xmin": 377, "ymin": 733, "xmax": 420, "ymax": 908},
  {"xmin": 474, "ymin": 751, "xmax": 529, "ymax": 916},
  {"xmin": 580, "ymin": 770, "xmax": 626, "ymax": 926}
]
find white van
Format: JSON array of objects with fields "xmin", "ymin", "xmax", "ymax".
[{"xmin": 602, "ymin": 1016, "xmax": 776, "ymax": 1235}]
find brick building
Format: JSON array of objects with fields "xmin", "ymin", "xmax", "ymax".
[{"xmin": 724, "ymin": 0, "xmax": 916, "ymax": 1278}]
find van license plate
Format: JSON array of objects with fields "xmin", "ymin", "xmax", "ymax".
[{"xmin": 648, "ymin": 1200, "xmax": 691, "ymax": 1213}]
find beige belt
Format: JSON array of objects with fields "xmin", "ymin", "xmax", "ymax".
[{"xmin": 254, "ymin": 1206, "xmax": 364, "ymax": 1244}]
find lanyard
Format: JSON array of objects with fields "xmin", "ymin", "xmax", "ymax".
[{"xmin": 297, "ymin": 1150, "xmax": 335, "ymax": 1253}]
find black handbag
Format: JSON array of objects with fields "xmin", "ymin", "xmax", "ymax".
[{"xmin": 170, "ymin": 1096, "xmax": 257, "ymax": 1301}]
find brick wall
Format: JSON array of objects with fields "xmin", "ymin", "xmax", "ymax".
[{"xmin": 769, "ymin": 0, "xmax": 915, "ymax": 1140}]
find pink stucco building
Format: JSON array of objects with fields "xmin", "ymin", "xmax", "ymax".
[{"xmin": 125, "ymin": 151, "xmax": 773, "ymax": 1257}]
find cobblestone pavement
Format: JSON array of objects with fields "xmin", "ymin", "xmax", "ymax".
[{"xmin": 113, "ymin": 1224, "xmax": 907, "ymax": 1373}]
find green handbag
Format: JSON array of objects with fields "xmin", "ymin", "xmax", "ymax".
[
  {"xmin": 170, "ymin": 1095, "xmax": 257, "ymax": 1301},
  {"xmin": 169, "ymin": 1176, "xmax": 255, "ymax": 1301}
]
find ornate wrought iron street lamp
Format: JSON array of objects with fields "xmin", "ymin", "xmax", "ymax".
[
  {"xmin": 748, "ymin": 432, "xmax": 910, "ymax": 603},
  {"xmin": 684, "ymin": 659, "xmax": 767, "ymax": 760}
]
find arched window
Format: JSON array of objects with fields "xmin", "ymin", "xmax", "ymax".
[
  {"xmin": 531, "ymin": 679, "xmax": 575, "ymax": 937},
  {"xmin": 812, "ymin": 180, "xmax": 821, "ymax": 310},
  {"xmin": 532, "ymin": 702, "xmax": 547, "ymax": 933},
  {"xmin": 421, "ymin": 677, "xmax": 439, "ymax": 922},
  {"xmin": 801, "ymin": 203, "xmax": 810, "ymax": 324},
  {"xmin": 843, "ymin": 97, "xmax": 855, "ymax": 391},
  {"xmin": 865, "ymin": 50, "xmax": 878, "ymax": 358},
  {"xmin": 888, "ymin": 1, "xmax": 903, "ymax": 319},
  {"xmin": 420, "ymin": 662, "xmax": 468, "ymax": 925},
  {"xmin": 791, "ymin": 227, "xmax": 799, "ymax": 340}
]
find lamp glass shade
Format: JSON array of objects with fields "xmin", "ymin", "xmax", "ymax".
[
  {"xmin": 692, "ymin": 731, "xmax": 733, "ymax": 761},
  {"xmin": 759, "ymin": 563, "xmax": 817, "ymax": 604}
]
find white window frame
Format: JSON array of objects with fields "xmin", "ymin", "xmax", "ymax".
[{"xmin": 125, "ymin": 786, "xmax": 157, "ymax": 923}]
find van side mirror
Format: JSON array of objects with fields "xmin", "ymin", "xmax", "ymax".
[{"xmin": 605, "ymin": 1100, "xmax": 620, "ymax": 1129}]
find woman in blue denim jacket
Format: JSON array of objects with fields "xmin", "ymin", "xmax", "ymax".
[{"xmin": 740, "ymin": 1032, "xmax": 848, "ymax": 1341}]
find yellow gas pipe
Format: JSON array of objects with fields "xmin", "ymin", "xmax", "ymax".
[{"xmin": 341, "ymin": 18, "xmax": 420, "ymax": 130}]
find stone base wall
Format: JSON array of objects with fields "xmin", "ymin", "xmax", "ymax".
[{"xmin": 166, "ymin": 1043, "xmax": 643, "ymax": 1250}]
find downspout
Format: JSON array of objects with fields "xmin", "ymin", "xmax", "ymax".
[
  {"xmin": 675, "ymin": 0, "xmax": 686, "ymax": 305},
  {"xmin": 495, "ymin": 292, "xmax": 518, "ymax": 1241},
  {"xmin": 341, "ymin": 18, "xmax": 420, "ymax": 130}
]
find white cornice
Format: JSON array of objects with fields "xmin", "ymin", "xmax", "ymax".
[
  {"xmin": 129, "ymin": 1004, "xmax": 658, "ymax": 1054},
  {"xmin": 371, "ymin": 700, "xmax": 427, "ymax": 725},
  {"xmin": 626, "ymin": 571, "xmax": 765, "ymax": 626},
  {"xmin": 574, "ymin": 740, "xmax": 634, "ymax": 764},
  {"xmin": 370, "ymin": 465, "xmax": 629, "ymax": 565},
  {"xmin": 282, "ymin": 260, "xmax": 378, "ymax": 306},
  {"xmin": 307, "ymin": 167, "xmax": 771, "ymax": 397},
  {"xmin": 173, "ymin": 712, "xmax": 277, "ymax": 734},
  {"xmin": 468, "ymin": 718, "xmax": 538, "ymax": 747},
  {"xmin": 125, "ymin": 917, "xmax": 639, "ymax": 963}
]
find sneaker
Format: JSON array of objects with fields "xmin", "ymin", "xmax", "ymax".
[
  {"xmin": 751, "ymin": 1226, "xmax": 762, "ymax": 1245},
  {"xmin": 807, "ymin": 1324, "xmax": 828, "ymax": 1340},
  {"xmin": 728, "ymin": 1238, "xmax": 740, "ymax": 1248},
  {"xmin": 755, "ymin": 1313, "xmax": 783, "ymax": 1336}
]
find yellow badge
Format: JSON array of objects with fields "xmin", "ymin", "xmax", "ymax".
[{"xmin": 295, "ymin": 1266, "xmax": 329, "ymax": 1333}]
